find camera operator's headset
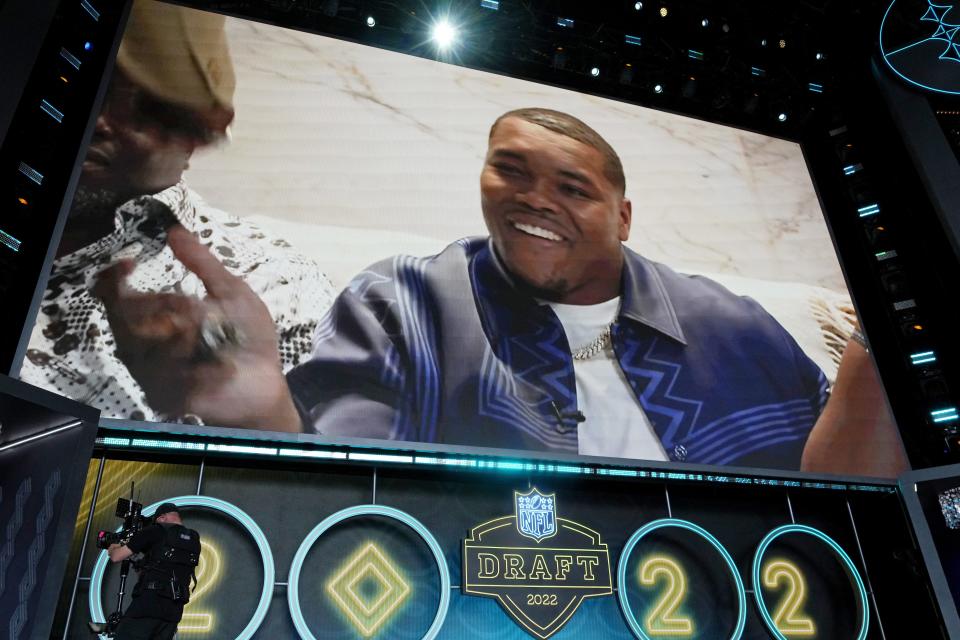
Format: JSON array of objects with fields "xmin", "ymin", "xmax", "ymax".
[{"xmin": 137, "ymin": 524, "xmax": 201, "ymax": 603}]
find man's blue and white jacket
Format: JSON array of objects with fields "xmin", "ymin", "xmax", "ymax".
[{"xmin": 288, "ymin": 238, "xmax": 828, "ymax": 470}]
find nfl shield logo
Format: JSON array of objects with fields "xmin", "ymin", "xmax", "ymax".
[{"xmin": 515, "ymin": 488, "xmax": 557, "ymax": 542}]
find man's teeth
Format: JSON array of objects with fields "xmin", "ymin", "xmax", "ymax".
[{"xmin": 513, "ymin": 222, "xmax": 562, "ymax": 242}]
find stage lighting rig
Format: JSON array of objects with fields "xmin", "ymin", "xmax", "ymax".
[
  {"xmin": 0, "ymin": 0, "xmax": 124, "ymax": 369},
  {"xmin": 824, "ymin": 121, "xmax": 959, "ymax": 456}
]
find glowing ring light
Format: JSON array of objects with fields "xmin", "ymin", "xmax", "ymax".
[
  {"xmin": 617, "ymin": 518, "xmax": 746, "ymax": 640},
  {"xmin": 752, "ymin": 524, "xmax": 869, "ymax": 640},
  {"xmin": 88, "ymin": 495, "xmax": 274, "ymax": 640},
  {"xmin": 288, "ymin": 504, "xmax": 450, "ymax": 640}
]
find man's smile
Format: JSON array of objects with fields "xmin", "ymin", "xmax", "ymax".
[{"xmin": 511, "ymin": 220, "xmax": 564, "ymax": 242}]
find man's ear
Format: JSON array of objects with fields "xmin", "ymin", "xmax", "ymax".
[{"xmin": 618, "ymin": 197, "xmax": 632, "ymax": 242}]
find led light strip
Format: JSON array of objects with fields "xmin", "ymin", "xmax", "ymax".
[
  {"xmin": 92, "ymin": 434, "xmax": 895, "ymax": 492},
  {"xmin": 17, "ymin": 161, "xmax": 43, "ymax": 185},
  {"xmin": 40, "ymin": 99, "xmax": 64, "ymax": 123},
  {"xmin": 617, "ymin": 518, "xmax": 746, "ymax": 640},
  {"xmin": 751, "ymin": 524, "xmax": 869, "ymax": 640},
  {"xmin": 910, "ymin": 351, "xmax": 936, "ymax": 365},
  {"xmin": 80, "ymin": 0, "xmax": 100, "ymax": 20},
  {"xmin": 288, "ymin": 504, "xmax": 450, "ymax": 640},
  {"xmin": 932, "ymin": 407, "xmax": 959, "ymax": 423},
  {"xmin": 89, "ymin": 496, "xmax": 274, "ymax": 640},
  {"xmin": 0, "ymin": 228, "xmax": 21, "ymax": 252},
  {"xmin": 60, "ymin": 47, "xmax": 81, "ymax": 69},
  {"xmin": 0, "ymin": 421, "xmax": 82, "ymax": 452}
]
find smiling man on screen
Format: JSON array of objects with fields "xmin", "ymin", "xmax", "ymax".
[{"xmin": 95, "ymin": 108, "xmax": 907, "ymax": 476}]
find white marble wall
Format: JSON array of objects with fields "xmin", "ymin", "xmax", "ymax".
[{"xmin": 185, "ymin": 17, "xmax": 849, "ymax": 294}]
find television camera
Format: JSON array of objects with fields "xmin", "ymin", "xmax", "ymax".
[
  {"xmin": 96, "ymin": 494, "xmax": 148, "ymax": 551},
  {"xmin": 88, "ymin": 484, "xmax": 150, "ymax": 636}
]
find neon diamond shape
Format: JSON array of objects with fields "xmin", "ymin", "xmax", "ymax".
[{"xmin": 326, "ymin": 543, "xmax": 411, "ymax": 637}]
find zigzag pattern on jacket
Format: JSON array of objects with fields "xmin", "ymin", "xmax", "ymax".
[
  {"xmin": 616, "ymin": 336, "xmax": 704, "ymax": 449},
  {"xmin": 617, "ymin": 335, "xmax": 826, "ymax": 465},
  {"xmin": 478, "ymin": 323, "xmax": 580, "ymax": 451}
]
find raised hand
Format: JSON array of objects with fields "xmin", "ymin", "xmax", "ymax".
[{"xmin": 94, "ymin": 225, "xmax": 302, "ymax": 431}]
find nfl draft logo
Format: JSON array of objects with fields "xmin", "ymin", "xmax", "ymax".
[
  {"xmin": 463, "ymin": 488, "xmax": 613, "ymax": 638},
  {"xmin": 516, "ymin": 489, "xmax": 557, "ymax": 542}
]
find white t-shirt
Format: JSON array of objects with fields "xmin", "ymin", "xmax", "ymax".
[{"xmin": 546, "ymin": 297, "xmax": 668, "ymax": 461}]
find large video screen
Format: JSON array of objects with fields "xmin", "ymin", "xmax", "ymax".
[{"xmin": 20, "ymin": 0, "xmax": 906, "ymax": 476}]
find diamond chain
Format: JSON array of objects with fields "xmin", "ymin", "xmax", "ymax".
[{"xmin": 571, "ymin": 323, "xmax": 613, "ymax": 360}]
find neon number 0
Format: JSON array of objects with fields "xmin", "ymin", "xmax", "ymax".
[
  {"xmin": 762, "ymin": 559, "xmax": 815, "ymax": 637},
  {"xmin": 179, "ymin": 539, "xmax": 224, "ymax": 634},
  {"xmin": 638, "ymin": 555, "xmax": 694, "ymax": 637}
]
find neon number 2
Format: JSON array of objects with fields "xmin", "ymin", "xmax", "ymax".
[
  {"xmin": 638, "ymin": 555, "xmax": 694, "ymax": 637},
  {"xmin": 762, "ymin": 559, "xmax": 816, "ymax": 637},
  {"xmin": 179, "ymin": 539, "xmax": 223, "ymax": 634}
]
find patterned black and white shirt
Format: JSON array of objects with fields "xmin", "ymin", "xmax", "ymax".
[{"xmin": 20, "ymin": 182, "xmax": 337, "ymax": 421}]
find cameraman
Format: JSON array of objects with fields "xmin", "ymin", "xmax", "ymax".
[{"xmin": 102, "ymin": 503, "xmax": 201, "ymax": 639}]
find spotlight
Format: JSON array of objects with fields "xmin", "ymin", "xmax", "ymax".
[
  {"xmin": 778, "ymin": 112, "xmax": 788, "ymax": 122},
  {"xmin": 366, "ymin": 16, "xmax": 376, "ymax": 27},
  {"xmin": 654, "ymin": 83, "xmax": 664, "ymax": 93},
  {"xmin": 590, "ymin": 66, "xmax": 600, "ymax": 77},
  {"xmin": 84, "ymin": 42, "xmax": 92, "ymax": 51},
  {"xmin": 634, "ymin": 1, "xmax": 643, "ymax": 9},
  {"xmin": 761, "ymin": 38, "xmax": 767, "ymax": 47},
  {"xmin": 659, "ymin": 6, "xmax": 668, "ymax": 17},
  {"xmin": 778, "ymin": 38, "xmax": 786, "ymax": 49},
  {"xmin": 701, "ymin": 18, "xmax": 709, "ymax": 27},
  {"xmin": 815, "ymin": 52, "xmax": 824, "ymax": 60},
  {"xmin": 722, "ymin": 23, "xmax": 730, "ymax": 33},
  {"xmin": 432, "ymin": 20, "xmax": 457, "ymax": 49}
]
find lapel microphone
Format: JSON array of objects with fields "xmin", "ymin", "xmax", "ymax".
[{"xmin": 550, "ymin": 401, "xmax": 586, "ymax": 433}]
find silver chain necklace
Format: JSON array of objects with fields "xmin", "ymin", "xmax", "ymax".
[{"xmin": 571, "ymin": 323, "xmax": 613, "ymax": 360}]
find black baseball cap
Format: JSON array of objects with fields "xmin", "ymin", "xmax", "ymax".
[{"xmin": 154, "ymin": 503, "xmax": 180, "ymax": 517}]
